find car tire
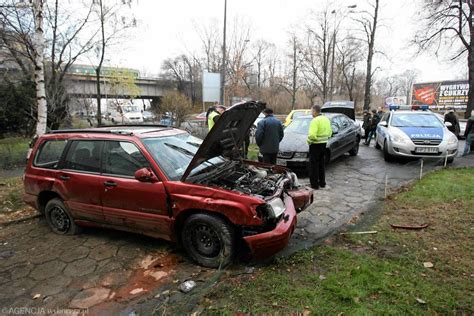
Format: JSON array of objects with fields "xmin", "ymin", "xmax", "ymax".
[
  {"xmin": 447, "ymin": 157, "xmax": 454, "ymax": 164},
  {"xmin": 181, "ymin": 213, "xmax": 234, "ymax": 268},
  {"xmin": 45, "ymin": 198, "xmax": 81, "ymax": 235},
  {"xmin": 383, "ymin": 140, "xmax": 393, "ymax": 162},
  {"xmin": 349, "ymin": 138, "xmax": 360, "ymax": 156}
]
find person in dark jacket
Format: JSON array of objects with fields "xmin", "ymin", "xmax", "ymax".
[
  {"xmin": 444, "ymin": 108, "xmax": 460, "ymax": 137},
  {"xmin": 462, "ymin": 110, "xmax": 474, "ymax": 156},
  {"xmin": 255, "ymin": 108, "xmax": 284, "ymax": 164},
  {"xmin": 362, "ymin": 110, "xmax": 371, "ymax": 139},
  {"xmin": 364, "ymin": 109, "xmax": 379, "ymax": 145}
]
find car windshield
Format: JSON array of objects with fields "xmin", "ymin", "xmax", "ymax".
[
  {"xmin": 391, "ymin": 113, "xmax": 444, "ymax": 128},
  {"xmin": 141, "ymin": 133, "xmax": 226, "ymax": 181},
  {"xmin": 285, "ymin": 117, "xmax": 312, "ymax": 134},
  {"xmin": 123, "ymin": 106, "xmax": 140, "ymax": 113},
  {"xmin": 292, "ymin": 111, "xmax": 308, "ymax": 119}
]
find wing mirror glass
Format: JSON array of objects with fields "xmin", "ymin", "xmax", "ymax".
[{"xmin": 134, "ymin": 167, "xmax": 158, "ymax": 183}]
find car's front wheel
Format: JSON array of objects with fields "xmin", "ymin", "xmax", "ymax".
[
  {"xmin": 383, "ymin": 140, "xmax": 394, "ymax": 162},
  {"xmin": 45, "ymin": 198, "xmax": 81, "ymax": 235},
  {"xmin": 181, "ymin": 213, "xmax": 234, "ymax": 268}
]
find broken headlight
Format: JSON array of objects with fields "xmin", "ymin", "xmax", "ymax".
[{"xmin": 256, "ymin": 198, "xmax": 286, "ymax": 220}]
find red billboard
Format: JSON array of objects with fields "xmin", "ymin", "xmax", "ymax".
[{"xmin": 411, "ymin": 80, "xmax": 468, "ymax": 110}]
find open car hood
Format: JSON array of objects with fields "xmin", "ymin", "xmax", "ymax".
[
  {"xmin": 321, "ymin": 101, "xmax": 355, "ymax": 120},
  {"xmin": 181, "ymin": 100, "xmax": 266, "ymax": 181}
]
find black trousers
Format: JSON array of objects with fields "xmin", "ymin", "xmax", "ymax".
[
  {"xmin": 308, "ymin": 143, "xmax": 327, "ymax": 188},
  {"xmin": 262, "ymin": 153, "xmax": 277, "ymax": 164}
]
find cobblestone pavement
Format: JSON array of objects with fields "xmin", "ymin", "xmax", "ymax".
[{"xmin": 0, "ymin": 144, "xmax": 472, "ymax": 314}]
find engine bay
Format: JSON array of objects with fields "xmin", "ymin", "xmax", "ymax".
[{"xmin": 193, "ymin": 162, "xmax": 290, "ymax": 199}]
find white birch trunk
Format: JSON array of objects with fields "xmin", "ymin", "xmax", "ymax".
[{"xmin": 32, "ymin": 0, "xmax": 47, "ymax": 136}]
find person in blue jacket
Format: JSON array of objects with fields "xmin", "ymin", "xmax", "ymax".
[{"xmin": 255, "ymin": 108, "xmax": 284, "ymax": 164}]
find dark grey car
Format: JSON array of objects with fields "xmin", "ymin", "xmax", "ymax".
[{"xmin": 276, "ymin": 113, "xmax": 361, "ymax": 169}]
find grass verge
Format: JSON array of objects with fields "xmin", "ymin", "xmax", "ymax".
[
  {"xmin": 0, "ymin": 137, "xmax": 29, "ymax": 169},
  {"xmin": 198, "ymin": 168, "xmax": 474, "ymax": 315},
  {"xmin": 247, "ymin": 143, "xmax": 259, "ymax": 161}
]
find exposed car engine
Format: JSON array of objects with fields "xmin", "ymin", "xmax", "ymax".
[{"xmin": 194, "ymin": 163, "xmax": 291, "ymax": 199}]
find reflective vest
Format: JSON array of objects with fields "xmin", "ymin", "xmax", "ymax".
[
  {"xmin": 307, "ymin": 115, "xmax": 332, "ymax": 144},
  {"xmin": 208, "ymin": 111, "xmax": 219, "ymax": 131}
]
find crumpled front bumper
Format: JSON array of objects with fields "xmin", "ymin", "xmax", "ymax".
[{"xmin": 243, "ymin": 193, "xmax": 303, "ymax": 259}]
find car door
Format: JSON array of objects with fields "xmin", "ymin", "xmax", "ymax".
[
  {"xmin": 376, "ymin": 112, "xmax": 391, "ymax": 145},
  {"xmin": 56, "ymin": 140, "xmax": 105, "ymax": 222},
  {"xmin": 339, "ymin": 115, "xmax": 357, "ymax": 152},
  {"xmin": 100, "ymin": 140, "xmax": 172, "ymax": 238},
  {"xmin": 329, "ymin": 116, "xmax": 346, "ymax": 158}
]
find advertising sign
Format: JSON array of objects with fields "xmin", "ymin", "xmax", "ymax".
[
  {"xmin": 411, "ymin": 80, "xmax": 468, "ymax": 110},
  {"xmin": 202, "ymin": 72, "xmax": 221, "ymax": 103}
]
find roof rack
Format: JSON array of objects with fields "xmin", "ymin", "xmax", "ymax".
[
  {"xmin": 49, "ymin": 129, "xmax": 133, "ymax": 135},
  {"xmin": 99, "ymin": 124, "xmax": 171, "ymax": 128},
  {"xmin": 48, "ymin": 124, "xmax": 174, "ymax": 135}
]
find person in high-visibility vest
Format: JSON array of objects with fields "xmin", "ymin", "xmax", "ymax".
[
  {"xmin": 206, "ymin": 105, "xmax": 226, "ymax": 131},
  {"xmin": 307, "ymin": 104, "xmax": 332, "ymax": 189}
]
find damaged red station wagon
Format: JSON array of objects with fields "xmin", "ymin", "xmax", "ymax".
[{"xmin": 23, "ymin": 101, "xmax": 313, "ymax": 267}]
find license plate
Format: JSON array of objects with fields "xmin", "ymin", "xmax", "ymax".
[
  {"xmin": 415, "ymin": 147, "xmax": 438, "ymax": 153},
  {"xmin": 276, "ymin": 159, "xmax": 287, "ymax": 166}
]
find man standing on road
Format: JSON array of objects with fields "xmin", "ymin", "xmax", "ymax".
[
  {"xmin": 462, "ymin": 110, "xmax": 474, "ymax": 156},
  {"xmin": 256, "ymin": 108, "xmax": 284, "ymax": 164},
  {"xmin": 362, "ymin": 110, "xmax": 371, "ymax": 139},
  {"xmin": 307, "ymin": 105, "xmax": 332, "ymax": 190},
  {"xmin": 365, "ymin": 109, "xmax": 380, "ymax": 145},
  {"xmin": 444, "ymin": 108, "xmax": 461, "ymax": 137},
  {"xmin": 207, "ymin": 105, "xmax": 226, "ymax": 131}
]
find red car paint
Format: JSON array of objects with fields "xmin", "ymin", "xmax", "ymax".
[{"xmin": 24, "ymin": 128, "xmax": 312, "ymax": 261}]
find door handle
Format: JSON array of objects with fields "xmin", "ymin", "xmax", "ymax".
[
  {"xmin": 59, "ymin": 175, "xmax": 70, "ymax": 181},
  {"xmin": 104, "ymin": 181, "xmax": 117, "ymax": 187}
]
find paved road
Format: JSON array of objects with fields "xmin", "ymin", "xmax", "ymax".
[{"xmin": 0, "ymin": 143, "xmax": 473, "ymax": 314}]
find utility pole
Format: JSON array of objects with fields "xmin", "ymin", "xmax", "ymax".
[{"xmin": 220, "ymin": 0, "xmax": 227, "ymax": 106}]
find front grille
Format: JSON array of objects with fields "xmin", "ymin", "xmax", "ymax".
[
  {"xmin": 412, "ymin": 139, "xmax": 442, "ymax": 145},
  {"xmin": 278, "ymin": 151, "xmax": 293, "ymax": 159}
]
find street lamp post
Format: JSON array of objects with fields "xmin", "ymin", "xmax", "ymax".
[
  {"xmin": 329, "ymin": 4, "xmax": 357, "ymax": 101},
  {"xmin": 220, "ymin": 0, "xmax": 227, "ymax": 106}
]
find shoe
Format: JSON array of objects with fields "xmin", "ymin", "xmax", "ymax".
[{"xmin": 311, "ymin": 186, "xmax": 320, "ymax": 190}]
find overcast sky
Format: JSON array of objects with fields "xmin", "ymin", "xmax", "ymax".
[{"xmin": 105, "ymin": 0, "xmax": 466, "ymax": 83}]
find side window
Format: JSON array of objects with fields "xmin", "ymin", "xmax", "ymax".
[
  {"xmin": 63, "ymin": 140, "xmax": 103, "ymax": 173},
  {"xmin": 340, "ymin": 116, "xmax": 351, "ymax": 129},
  {"xmin": 34, "ymin": 140, "xmax": 67, "ymax": 169},
  {"xmin": 103, "ymin": 141, "xmax": 150, "ymax": 177},
  {"xmin": 331, "ymin": 116, "xmax": 343, "ymax": 133},
  {"xmin": 381, "ymin": 113, "xmax": 390, "ymax": 124}
]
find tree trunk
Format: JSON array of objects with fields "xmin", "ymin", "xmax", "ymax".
[
  {"xmin": 33, "ymin": 0, "xmax": 47, "ymax": 136},
  {"xmin": 95, "ymin": 0, "xmax": 105, "ymax": 126},
  {"xmin": 363, "ymin": 0, "xmax": 379, "ymax": 111},
  {"xmin": 466, "ymin": 6, "xmax": 474, "ymax": 119},
  {"xmin": 292, "ymin": 38, "xmax": 297, "ymax": 110}
]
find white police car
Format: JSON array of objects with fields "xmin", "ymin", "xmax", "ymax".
[{"xmin": 375, "ymin": 105, "xmax": 458, "ymax": 162}]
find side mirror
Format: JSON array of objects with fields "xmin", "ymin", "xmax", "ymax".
[
  {"xmin": 134, "ymin": 167, "xmax": 158, "ymax": 183},
  {"xmin": 445, "ymin": 121, "xmax": 453, "ymax": 127},
  {"xmin": 378, "ymin": 121, "xmax": 388, "ymax": 127}
]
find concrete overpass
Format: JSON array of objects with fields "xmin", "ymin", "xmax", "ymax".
[{"xmin": 64, "ymin": 74, "xmax": 175, "ymax": 99}]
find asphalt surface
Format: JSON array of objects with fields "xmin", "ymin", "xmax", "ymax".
[{"xmin": 0, "ymin": 142, "xmax": 473, "ymax": 314}]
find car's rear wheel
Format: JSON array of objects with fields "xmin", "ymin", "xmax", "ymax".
[
  {"xmin": 181, "ymin": 213, "xmax": 234, "ymax": 268},
  {"xmin": 383, "ymin": 140, "xmax": 394, "ymax": 162},
  {"xmin": 45, "ymin": 198, "xmax": 81, "ymax": 235},
  {"xmin": 447, "ymin": 157, "xmax": 454, "ymax": 163},
  {"xmin": 349, "ymin": 138, "xmax": 360, "ymax": 156}
]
